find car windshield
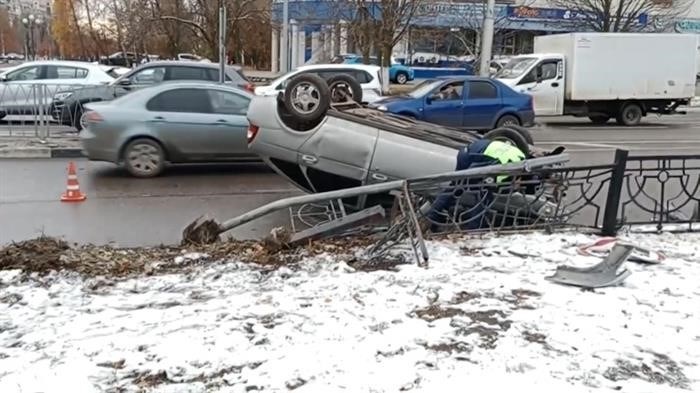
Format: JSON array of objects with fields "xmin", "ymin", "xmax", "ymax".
[
  {"xmin": 495, "ymin": 57, "xmax": 538, "ymax": 79},
  {"xmin": 406, "ymin": 80, "xmax": 440, "ymax": 98}
]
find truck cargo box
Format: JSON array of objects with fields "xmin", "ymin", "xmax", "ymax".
[{"xmin": 534, "ymin": 33, "xmax": 698, "ymax": 101}]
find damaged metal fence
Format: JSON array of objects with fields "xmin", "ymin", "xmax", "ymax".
[{"xmin": 203, "ymin": 149, "xmax": 699, "ymax": 266}]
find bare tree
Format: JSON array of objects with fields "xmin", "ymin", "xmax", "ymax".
[{"xmin": 548, "ymin": 0, "xmax": 692, "ymax": 32}]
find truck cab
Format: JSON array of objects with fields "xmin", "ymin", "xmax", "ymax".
[{"xmin": 495, "ymin": 54, "xmax": 565, "ymax": 117}]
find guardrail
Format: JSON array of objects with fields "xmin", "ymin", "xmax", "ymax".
[{"xmin": 0, "ymin": 82, "xmax": 106, "ymax": 138}]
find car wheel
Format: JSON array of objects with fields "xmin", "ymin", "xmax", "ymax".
[
  {"xmin": 395, "ymin": 72, "xmax": 408, "ymax": 85},
  {"xmin": 72, "ymin": 107, "xmax": 85, "ymax": 131},
  {"xmin": 502, "ymin": 124, "xmax": 534, "ymax": 145},
  {"xmin": 589, "ymin": 115, "xmax": 610, "ymax": 124},
  {"xmin": 483, "ymin": 128, "xmax": 530, "ymax": 156},
  {"xmin": 496, "ymin": 114, "xmax": 521, "ymax": 128},
  {"xmin": 326, "ymin": 73, "xmax": 363, "ymax": 105},
  {"xmin": 616, "ymin": 103, "xmax": 642, "ymax": 126},
  {"xmin": 283, "ymin": 73, "xmax": 331, "ymax": 122},
  {"xmin": 123, "ymin": 138, "xmax": 166, "ymax": 178}
]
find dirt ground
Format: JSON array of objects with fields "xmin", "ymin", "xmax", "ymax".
[{"xmin": 0, "ymin": 234, "xmax": 385, "ymax": 278}]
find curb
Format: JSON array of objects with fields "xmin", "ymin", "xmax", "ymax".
[{"xmin": 0, "ymin": 147, "xmax": 84, "ymax": 159}]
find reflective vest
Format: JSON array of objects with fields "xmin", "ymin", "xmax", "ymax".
[{"xmin": 482, "ymin": 141, "xmax": 525, "ymax": 183}]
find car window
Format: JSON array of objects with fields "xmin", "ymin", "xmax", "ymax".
[
  {"xmin": 168, "ymin": 66, "xmax": 209, "ymax": 80},
  {"xmin": 50, "ymin": 66, "xmax": 88, "ymax": 79},
  {"xmin": 432, "ymin": 81, "xmax": 463, "ymax": 101},
  {"xmin": 130, "ymin": 67, "xmax": 166, "ymax": 85},
  {"xmin": 351, "ymin": 71, "xmax": 372, "ymax": 84},
  {"xmin": 146, "ymin": 88, "xmax": 212, "ymax": 113},
  {"xmin": 518, "ymin": 61, "xmax": 558, "ymax": 85},
  {"xmin": 6, "ymin": 66, "xmax": 41, "ymax": 81},
  {"xmin": 208, "ymin": 90, "xmax": 249, "ymax": 115},
  {"xmin": 468, "ymin": 81, "xmax": 497, "ymax": 99}
]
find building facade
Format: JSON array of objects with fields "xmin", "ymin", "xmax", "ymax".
[{"xmin": 270, "ymin": 0, "xmax": 700, "ymax": 72}]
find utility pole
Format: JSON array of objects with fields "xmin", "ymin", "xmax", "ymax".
[
  {"xmin": 219, "ymin": 6, "xmax": 226, "ymax": 83},
  {"xmin": 280, "ymin": 0, "xmax": 289, "ymax": 73},
  {"xmin": 479, "ymin": 0, "xmax": 495, "ymax": 77}
]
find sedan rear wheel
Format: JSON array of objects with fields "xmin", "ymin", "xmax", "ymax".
[{"xmin": 123, "ymin": 138, "xmax": 166, "ymax": 178}]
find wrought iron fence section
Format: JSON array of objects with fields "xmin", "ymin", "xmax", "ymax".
[{"xmin": 619, "ymin": 154, "xmax": 700, "ymax": 231}]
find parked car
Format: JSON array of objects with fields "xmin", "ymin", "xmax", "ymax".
[
  {"xmin": 247, "ymin": 74, "xmax": 540, "ymax": 209},
  {"xmin": 255, "ymin": 63, "xmax": 384, "ymax": 104},
  {"xmin": 0, "ymin": 61, "xmax": 116, "ymax": 120},
  {"xmin": 333, "ymin": 54, "xmax": 415, "ymax": 85},
  {"xmin": 369, "ymin": 76, "xmax": 534, "ymax": 131},
  {"xmin": 52, "ymin": 61, "xmax": 253, "ymax": 130},
  {"xmin": 81, "ymin": 81, "xmax": 255, "ymax": 177}
]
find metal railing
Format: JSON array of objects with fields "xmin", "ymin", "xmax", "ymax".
[{"xmin": 0, "ymin": 82, "xmax": 104, "ymax": 137}]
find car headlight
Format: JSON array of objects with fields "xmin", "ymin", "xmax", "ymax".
[
  {"xmin": 53, "ymin": 92, "xmax": 73, "ymax": 101},
  {"xmin": 376, "ymin": 105, "xmax": 388, "ymax": 111}
]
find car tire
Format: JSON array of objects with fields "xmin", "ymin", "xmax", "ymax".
[
  {"xmin": 616, "ymin": 103, "xmax": 643, "ymax": 126},
  {"xmin": 589, "ymin": 115, "xmax": 610, "ymax": 124},
  {"xmin": 502, "ymin": 124, "xmax": 534, "ymax": 145},
  {"xmin": 395, "ymin": 72, "xmax": 408, "ymax": 85},
  {"xmin": 72, "ymin": 107, "xmax": 85, "ymax": 131},
  {"xmin": 496, "ymin": 114, "xmax": 521, "ymax": 128},
  {"xmin": 122, "ymin": 138, "xmax": 166, "ymax": 178},
  {"xmin": 283, "ymin": 73, "xmax": 331, "ymax": 123},
  {"xmin": 483, "ymin": 128, "xmax": 530, "ymax": 156},
  {"xmin": 326, "ymin": 73, "xmax": 363, "ymax": 105}
]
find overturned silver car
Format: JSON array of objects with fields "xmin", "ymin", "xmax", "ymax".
[{"xmin": 246, "ymin": 73, "xmax": 546, "ymax": 209}]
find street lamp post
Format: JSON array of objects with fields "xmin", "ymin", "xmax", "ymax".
[{"xmin": 21, "ymin": 14, "xmax": 43, "ymax": 60}]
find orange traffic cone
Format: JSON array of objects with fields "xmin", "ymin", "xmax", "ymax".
[{"xmin": 61, "ymin": 161, "xmax": 87, "ymax": 202}]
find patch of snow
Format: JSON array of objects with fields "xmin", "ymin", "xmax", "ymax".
[{"xmin": 1, "ymin": 232, "xmax": 699, "ymax": 392}]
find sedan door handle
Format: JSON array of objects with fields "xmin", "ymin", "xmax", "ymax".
[
  {"xmin": 301, "ymin": 154, "xmax": 318, "ymax": 164},
  {"xmin": 149, "ymin": 116, "xmax": 165, "ymax": 122},
  {"xmin": 213, "ymin": 119, "xmax": 229, "ymax": 125},
  {"xmin": 372, "ymin": 173, "xmax": 388, "ymax": 181},
  {"xmin": 551, "ymin": 82, "xmax": 559, "ymax": 87}
]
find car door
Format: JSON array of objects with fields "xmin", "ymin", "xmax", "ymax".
[
  {"xmin": 515, "ymin": 59, "xmax": 563, "ymax": 116},
  {"xmin": 296, "ymin": 117, "xmax": 379, "ymax": 196},
  {"xmin": 144, "ymin": 87, "xmax": 242, "ymax": 160},
  {"xmin": 422, "ymin": 80, "xmax": 465, "ymax": 127},
  {"xmin": 205, "ymin": 88, "xmax": 251, "ymax": 158},
  {"xmin": 463, "ymin": 80, "xmax": 502, "ymax": 129},
  {"xmin": 0, "ymin": 65, "xmax": 44, "ymax": 113}
]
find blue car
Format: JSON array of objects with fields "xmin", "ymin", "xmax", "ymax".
[
  {"xmin": 334, "ymin": 54, "xmax": 415, "ymax": 84},
  {"xmin": 370, "ymin": 76, "xmax": 535, "ymax": 131}
]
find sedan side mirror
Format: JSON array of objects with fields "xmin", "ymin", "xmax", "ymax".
[
  {"xmin": 426, "ymin": 94, "xmax": 436, "ymax": 105},
  {"xmin": 117, "ymin": 78, "xmax": 132, "ymax": 86},
  {"xmin": 0, "ymin": 75, "xmax": 7, "ymax": 82}
]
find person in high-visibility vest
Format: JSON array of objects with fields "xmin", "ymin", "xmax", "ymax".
[{"xmin": 424, "ymin": 138, "xmax": 526, "ymax": 230}]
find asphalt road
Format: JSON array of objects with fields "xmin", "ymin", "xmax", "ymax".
[{"xmin": 2, "ymin": 112, "xmax": 700, "ymax": 247}]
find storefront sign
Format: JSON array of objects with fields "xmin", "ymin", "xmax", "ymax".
[{"xmin": 506, "ymin": 6, "xmax": 647, "ymax": 25}]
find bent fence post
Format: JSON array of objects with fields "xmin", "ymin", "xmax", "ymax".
[
  {"xmin": 601, "ymin": 149, "xmax": 629, "ymax": 236},
  {"xmin": 216, "ymin": 154, "xmax": 570, "ymax": 235}
]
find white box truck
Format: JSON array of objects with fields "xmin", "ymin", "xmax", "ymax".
[{"xmin": 496, "ymin": 33, "xmax": 698, "ymax": 125}]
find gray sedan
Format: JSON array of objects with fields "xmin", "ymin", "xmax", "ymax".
[{"xmin": 81, "ymin": 81, "xmax": 256, "ymax": 177}]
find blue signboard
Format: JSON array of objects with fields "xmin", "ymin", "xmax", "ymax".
[{"xmin": 506, "ymin": 6, "xmax": 647, "ymax": 26}]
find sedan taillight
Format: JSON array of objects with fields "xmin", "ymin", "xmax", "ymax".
[
  {"xmin": 245, "ymin": 83, "xmax": 255, "ymax": 93},
  {"xmin": 85, "ymin": 111, "xmax": 103, "ymax": 123},
  {"xmin": 247, "ymin": 123, "xmax": 259, "ymax": 144}
]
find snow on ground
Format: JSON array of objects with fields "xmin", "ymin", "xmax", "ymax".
[{"xmin": 1, "ymin": 232, "xmax": 699, "ymax": 392}]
